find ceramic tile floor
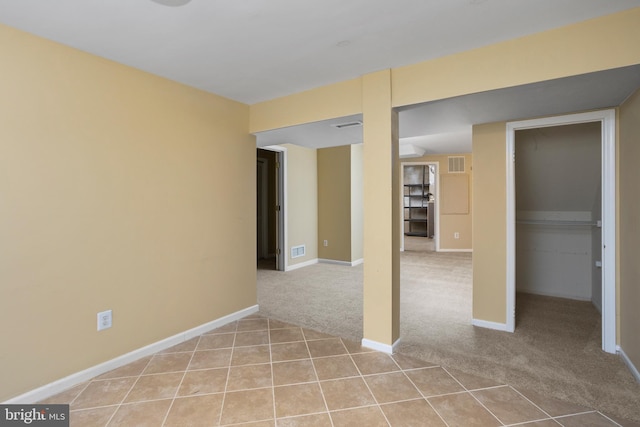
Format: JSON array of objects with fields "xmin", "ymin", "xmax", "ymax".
[{"xmin": 41, "ymin": 315, "xmax": 634, "ymax": 427}]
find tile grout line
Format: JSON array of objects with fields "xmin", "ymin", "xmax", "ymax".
[
  {"xmin": 104, "ymin": 352, "xmax": 156, "ymax": 427},
  {"xmin": 216, "ymin": 320, "xmax": 239, "ymax": 427},
  {"xmin": 268, "ymin": 319, "xmax": 278, "ymax": 425},
  {"xmin": 399, "ymin": 363, "xmax": 452, "ymax": 427},
  {"xmin": 159, "ymin": 334, "xmax": 204, "ymax": 427},
  {"xmin": 303, "ymin": 327, "xmax": 335, "ymax": 427}
]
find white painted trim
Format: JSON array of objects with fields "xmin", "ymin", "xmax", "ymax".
[
  {"xmin": 400, "ymin": 161, "xmax": 440, "ymax": 252},
  {"xmin": 3, "ymin": 305, "xmax": 259, "ymax": 404},
  {"xmin": 361, "ymin": 338, "xmax": 401, "ymax": 354},
  {"xmin": 285, "ymin": 258, "xmax": 318, "ymax": 271},
  {"xmin": 438, "ymin": 249, "xmax": 472, "ymax": 253},
  {"xmin": 618, "ymin": 346, "xmax": 640, "ymax": 383},
  {"xmin": 318, "ymin": 258, "xmax": 364, "ymax": 267},
  {"xmin": 472, "ymin": 319, "xmax": 509, "ymax": 332},
  {"xmin": 517, "ymin": 289, "xmax": 592, "ymax": 302},
  {"xmin": 506, "ymin": 109, "xmax": 616, "ymax": 351}
]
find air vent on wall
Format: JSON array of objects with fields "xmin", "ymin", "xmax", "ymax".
[
  {"xmin": 331, "ymin": 121, "xmax": 363, "ymax": 129},
  {"xmin": 448, "ymin": 156, "xmax": 465, "ymax": 173},
  {"xmin": 291, "ymin": 245, "xmax": 305, "ymax": 258}
]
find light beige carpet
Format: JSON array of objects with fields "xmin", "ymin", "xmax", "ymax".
[{"xmin": 257, "ymin": 239, "xmax": 640, "ymax": 423}]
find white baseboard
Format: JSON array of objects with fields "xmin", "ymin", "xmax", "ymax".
[
  {"xmin": 4, "ymin": 305, "xmax": 259, "ymax": 404},
  {"xmin": 438, "ymin": 249, "xmax": 473, "ymax": 253},
  {"xmin": 517, "ymin": 289, "xmax": 592, "ymax": 302},
  {"xmin": 472, "ymin": 318, "xmax": 510, "ymax": 332},
  {"xmin": 319, "ymin": 258, "xmax": 364, "ymax": 267},
  {"xmin": 618, "ymin": 346, "xmax": 640, "ymax": 383},
  {"xmin": 286, "ymin": 258, "xmax": 318, "ymax": 271},
  {"xmin": 361, "ymin": 338, "xmax": 401, "ymax": 354}
]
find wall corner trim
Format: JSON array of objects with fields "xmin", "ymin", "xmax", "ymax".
[
  {"xmin": 471, "ymin": 319, "xmax": 510, "ymax": 332},
  {"xmin": 3, "ymin": 305, "xmax": 259, "ymax": 404},
  {"xmin": 618, "ymin": 346, "xmax": 640, "ymax": 383},
  {"xmin": 361, "ymin": 338, "xmax": 401, "ymax": 354},
  {"xmin": 285, "ymin": 258, "xmax": 319, "ymax": 271}
]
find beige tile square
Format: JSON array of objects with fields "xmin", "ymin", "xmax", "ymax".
[
  {"xmin": 330, "ymin": 406, "xmax": 389, "ymax": 427},
  {"xmin": 271, "ymin": 342, "xmax": 310, "ymax": 362},
  {"xmin": 188, "ymin": 348, "xmax": 232, "ymax": 370},
  {"xmin": 273, "ymin": 359, "xmax": 317, "ymax": 386},
  {"xmin": 391, "ymin": 353, "xmax": 437, "ymax": 370},
  {"xmin": 517, "ymin": 388, "xmax": 590, "ymax": 417},
  {"xmin": 177, "ymin": 367, "xmax": 228, "ymax": 396},
  {"xmin": 205, "ymin": 321, "xmax": 238, "ymax": 334},
  {"xmin": 380, "ymin": 399, "xmax": 448, "ymax": 427},
  {"xmin": 428, "ymin": 392, "xmax": 501, "ymax": 427},
  {"xmin": 312, "ymin": 355, "xmax": 360, "ymax": 381},
  {"xmin": 232, "ymin": 345, "xmax": 271, "ymax": 366},
  {"xmin": 302, "ymin": 328, "xmax": 334, "ymax": 341},
  {"xmin": 237, "ymin": 318, "xmax": 270, "ymax": 332},
  {"xmin": 364, "ymin": 372, "xmax": 422, "ymax": 404},
  {"xmin": 227, "ymin": 364, "xmax": 273, "ymax": 391},
  {"xmin": 341, "ymin": 339, "xmax": 372, "ymax": 354},
  {"xmin": 143, "ymin": 352, "xmax": 192, "ymax": 375},
  {"xmin": 196, "ymin": 333, "xmax": 235, "ymax": 350},
  {"xmin": 124, "ymin": 372, "xmax": 183, "ymax": 403},
  {"xmin": 270, "ymin": 328, "xmax": 304, "ymax": 344},
  {"xmin": 71, "ymin": 377, "xmax": 137, "ymax": 410},
  {"xmin": 277, "ymin": 412, "xmax": 333, "ymax": 426},
  {"xmin": 40, "ymin": 382, "xmax": 89, "ymax": 404},
  {"xmin": 405, "ymin": 367, "xmax": 464, "ymax": 397},
  {"xmin": 274, "ymin": 383, "xmax": 326, "ymax": 418},
  {"xmin": 70, "ymin": 406, "xmax": 118, "ymax": 427},
  {"xmin": 445, "ymin": 368, "xmax": 504, "ymax": 391},
  {"xmin": 220, "ymin": 388, "xmax": 274, "ymax": 425},
  {"xmin": 269, "ymin": 319, "xmax": 299, "ymax": 329},
  {"xmin": 158, "ymin": 337, "xmax": 199, "ymax": 354},
  {"xmin": 320, "ymin": 377, "xmax": 376, "ymax": 411},
  {"xmin": 107, "ymin": 399, "xmax": 172, "ymax": 427},
  {"xmin": 473, "ymin": 386, "xmax": 548, "ymax": 425},
  {"xmin": 307, "ymin": 339, "xmax": 347, "ymax": 358},
  {"xmin": 517, "ymin": 421, "xmax": 562, "ymax": 427},
  {"xmin": 235, "ymin": 330, "xmax": 270, "ymax": 347},
  {"xmin": 163, "ymin": 394, "xmax": 224, "ymax": 427},
  {"xmin": 95, "ymin": 357, "xmax": 152, "ymax": 380},
  {"xmin": 351, "ymin": 352, "xmax": 400, "ymax": 375},
  {"xmin": 555, "ymin": 412, "xmax": 620, "ymax": 426}
]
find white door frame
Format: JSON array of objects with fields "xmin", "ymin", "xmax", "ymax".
[
  {"xmin": 506, "ymin": 109, "xmax": 616, "ymax": 353},
  {"xmin": 261, "ymin": 145, "xmax": 287, "ymax": 271},
  {"xmin": 400, "ymin": 161, "xmax": 440, "ymax": 252}
]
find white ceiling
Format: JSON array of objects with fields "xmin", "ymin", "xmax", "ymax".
[
  {"xmin": 3, "ymin": 1, "xmax": 640, "ymax": 154},
  {"xmin": 1, "ymin": 0, "xmax": 639, "ymax": 105}
]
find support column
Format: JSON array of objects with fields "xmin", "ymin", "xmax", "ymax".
[{"xmin": 362, "ymin": 70, "xmax": 401, "ymax": 352}]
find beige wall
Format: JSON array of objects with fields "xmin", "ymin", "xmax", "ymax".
[
  {"xmin": 283, "ymin": 144, "xmax": 318, "ymax": 267},
  {"xmin": 472, "ymin": 123, "xmax": 508, "ymax": 324},
  {"xmin": 317, "ymin": 146, "xmax": 352, "ymax": 262},
  {"xmin": 619, "ymin": 88, "xmax": 640, "ymax": 372},
  {"xmin": 351, "ymin": 144, "xmax": 364, "ymax": 262},
  {"xmin": 0, "ymin": 24, "xmax": 256, "ymax": 400},
  {"xmin": 401, "ymin": 154, "xmax": 473, "ymax": 250}
]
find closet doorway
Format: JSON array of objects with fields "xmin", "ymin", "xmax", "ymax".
[
  {"xmin": 401, "ymin": 162, "xmax": 438, "ymax": 252},
  {"xmin": 506, "ymin": 110, "xmax": 616, "ymax": 353}
]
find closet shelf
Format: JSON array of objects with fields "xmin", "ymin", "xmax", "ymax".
[{"xmin": 516, "ymin": 219, "xmax": 597, "ymax": 227}]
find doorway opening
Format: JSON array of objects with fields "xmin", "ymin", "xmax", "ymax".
[
  {"xmin": 257, "ymin": 147, "xmax": 285, "ymax": 271},
  {"xmin": 506, "ymin": 109, "xmax": 616, "ymax": 353},
  {"xmin": 401, "ymin": 162, "xmax": 439, "ymax": 252}
]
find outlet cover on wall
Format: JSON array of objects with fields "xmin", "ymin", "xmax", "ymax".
[
  {"xmin": 454, "ymin": 232, "xmax": 460, "ymax": 239},
  {"xmin": 97, "ymin": 310, "xmax": 112, "ymax": 331}
]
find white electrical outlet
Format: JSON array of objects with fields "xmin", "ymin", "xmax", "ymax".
[
  {"xmin": 454, "ymin": 232, "xmax": 460, "ymax": 239},
  {"xmin": 323, "ymin": 240, "xmax": 328, "ymax": 247},
  {"xmin": 97, "ymin": 310, "xmax": 112, "ymax": 331}
]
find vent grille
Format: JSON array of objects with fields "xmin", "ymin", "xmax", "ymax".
[
  {"xmin": 331, "ymin": 121, "xmax": 362, "ymax": 129},
  {"xmin": 291, "ymin": 245, "xmax": 305, "ymax": 258},
  {"xmin": 448, "ymin": 156, "xmax": 465, "ymax": 173}
]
